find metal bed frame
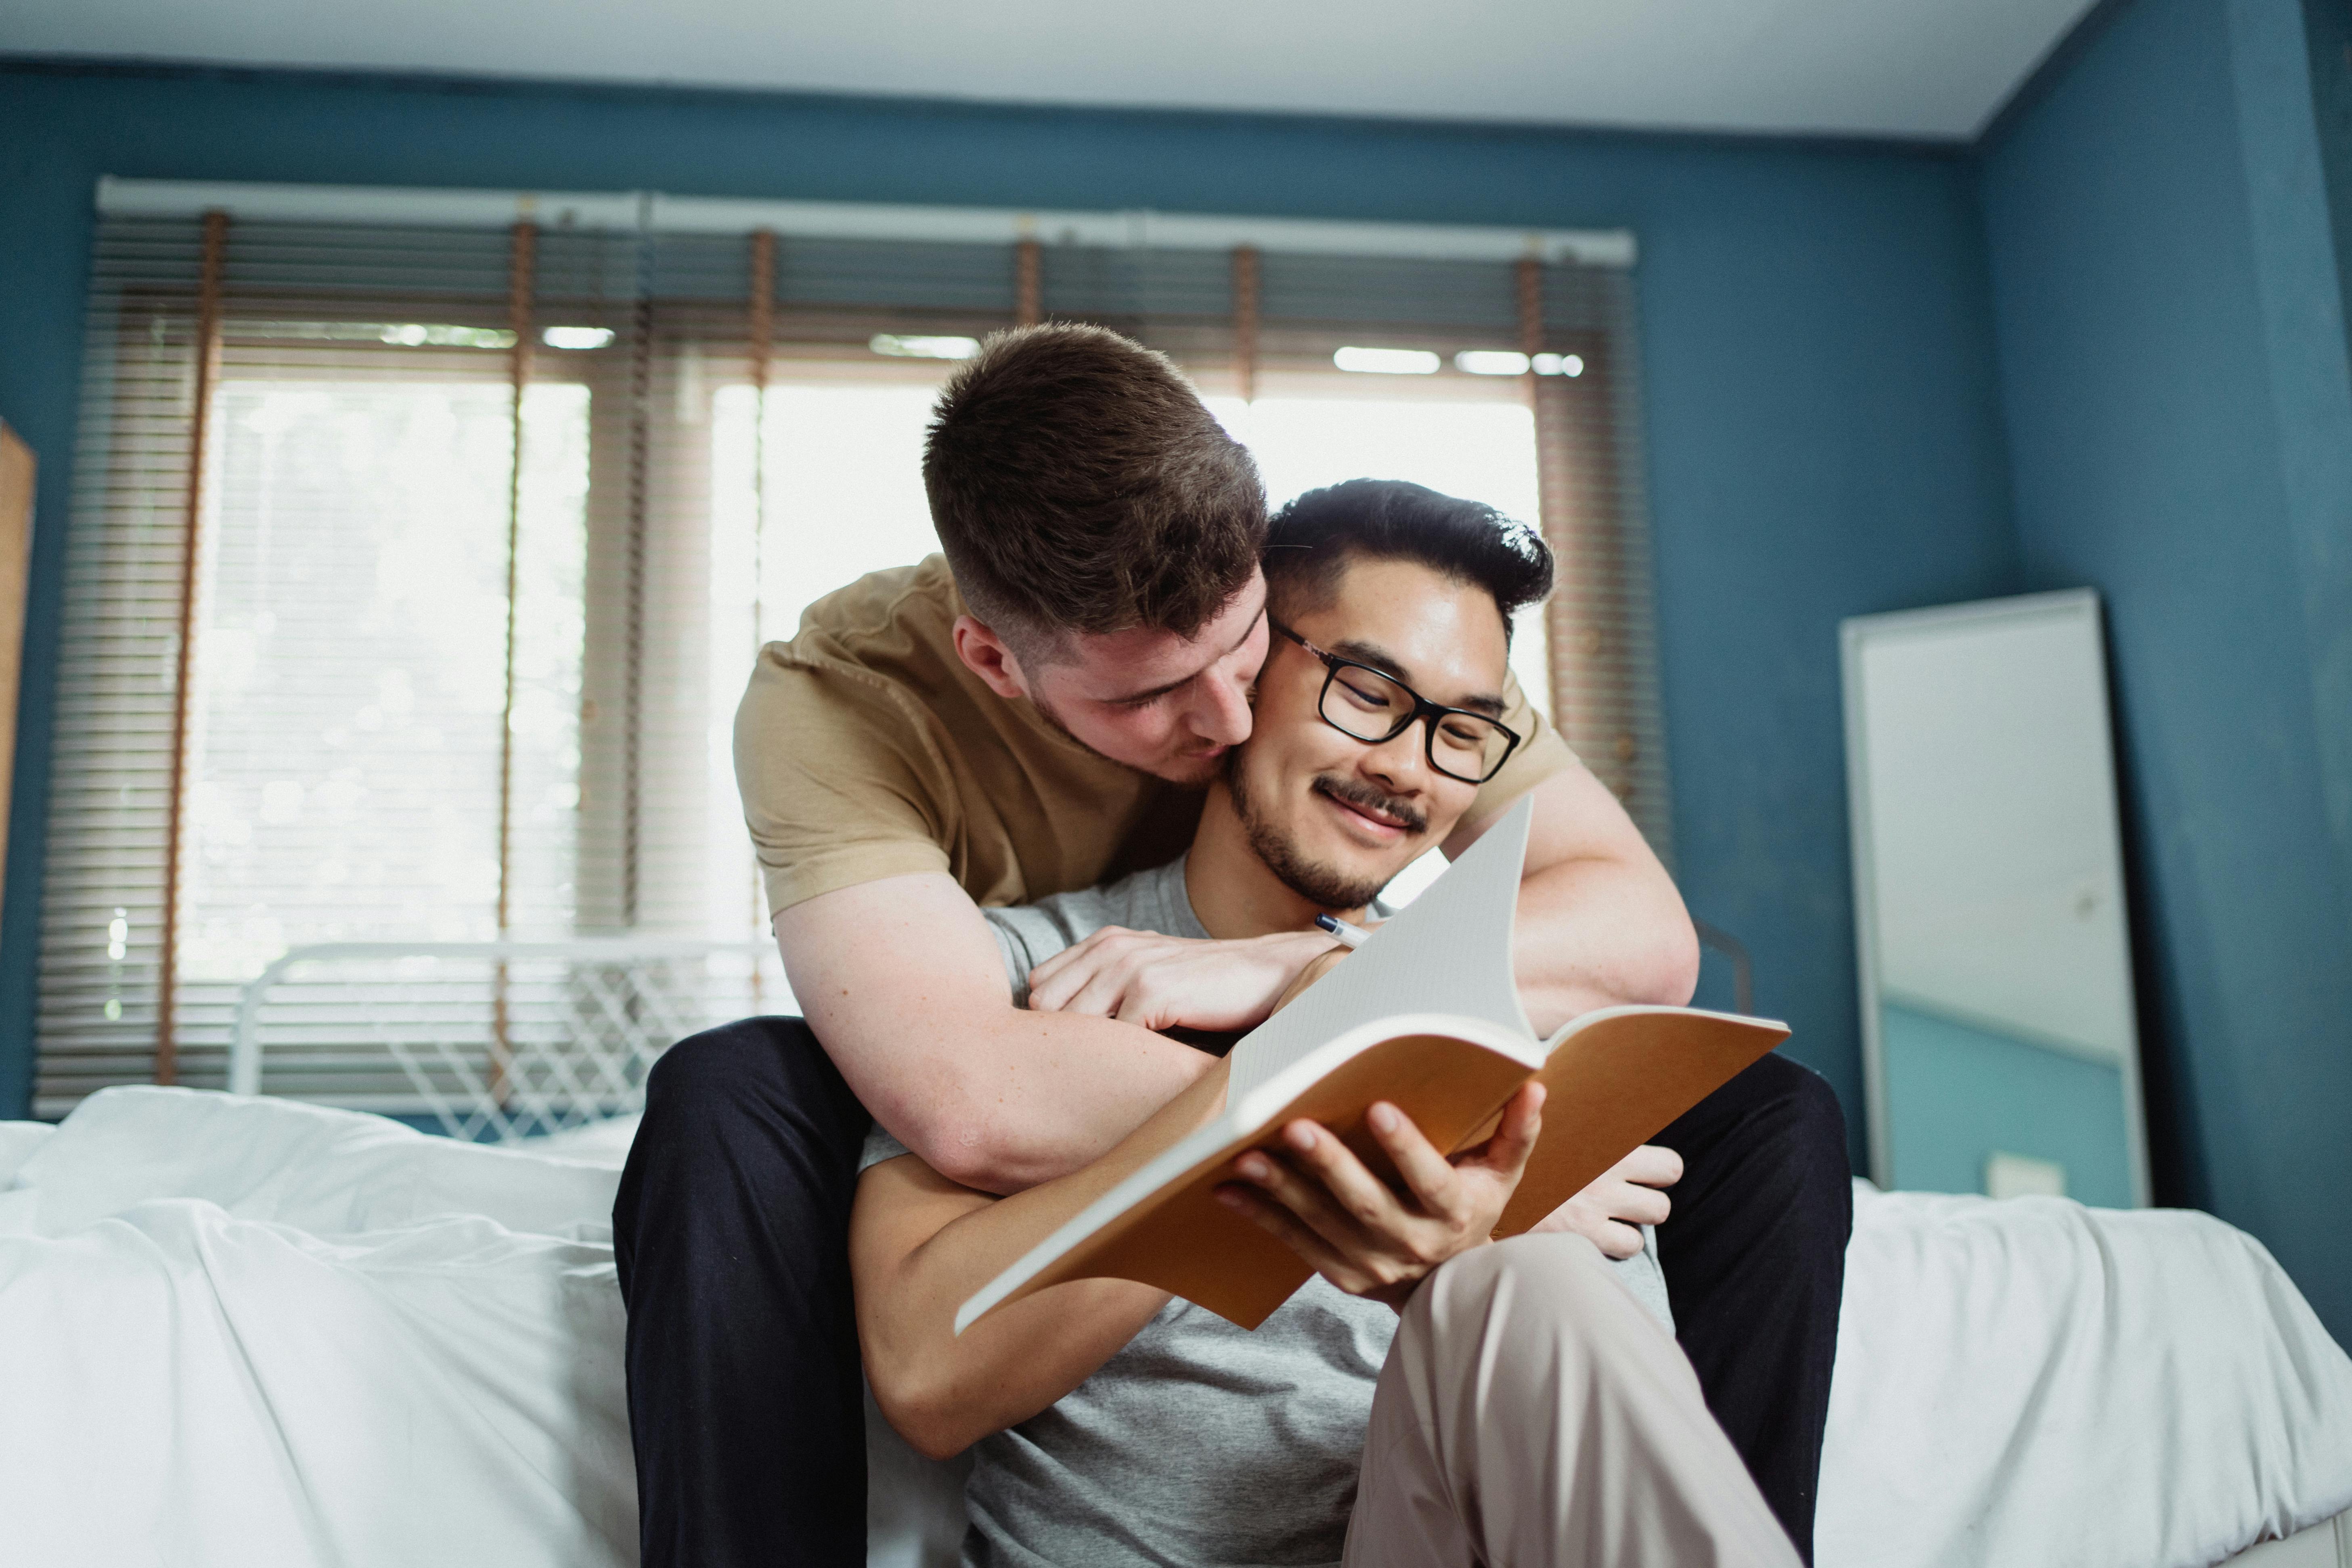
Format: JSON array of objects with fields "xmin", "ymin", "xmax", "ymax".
[{"xmin": 229, "ymin": 937, "xmax": 790, "ymax": 1142}]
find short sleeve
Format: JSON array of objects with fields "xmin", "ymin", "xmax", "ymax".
[
  {"xmin": 982, "ymin": 911, "xmax": 1048, "ymax": 1007},
  {"xmin": 979, "ymin": 894, "xmax": 1099, "ymax": 1006},
  {"xmin": 1461, "ymin": 667, "xmax": 1580, "ymax": 829},
  {"xmin": 859, "ymin": 1124, "xmax": 913, "ymax": 1173},
  {"xmin": 734, "ymin": 648, "xmax": 958, "ymax": 916}
]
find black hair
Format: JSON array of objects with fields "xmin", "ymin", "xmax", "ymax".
[{"xmin": 1261, "ymin": 479, "xmax": 1554, "ymax": 642}]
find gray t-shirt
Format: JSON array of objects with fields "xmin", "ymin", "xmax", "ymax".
[{"xmin": 860, "ymin": 857, "xmax": 1673, "ymax": 1568}]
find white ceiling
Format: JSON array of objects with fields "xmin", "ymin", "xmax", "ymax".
[{"xmin": 4, "ymin": 0, "xmax": 2097, "ymax": 142}]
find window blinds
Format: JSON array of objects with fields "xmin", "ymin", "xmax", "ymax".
[{"xmin": 39, "ymin": 183, "xmax": 1667, "ymax": 1116}]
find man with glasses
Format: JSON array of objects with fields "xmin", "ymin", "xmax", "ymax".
[
  {"xmin": 846, "ymin": 476, "xmax": 1798, "ymax": 1566},
  {"xmin": 615, "ymin": 328, "xmax": 1850, "ymax": 1568}
]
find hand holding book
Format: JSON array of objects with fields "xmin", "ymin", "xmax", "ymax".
[
  {"xmin": 955, "ymin": 796, "xmax": 1789, "ymax": 1335},
  {"xmin": 1215, "ymin": 1082, "xmax": 1548, "ymax": 1311}
]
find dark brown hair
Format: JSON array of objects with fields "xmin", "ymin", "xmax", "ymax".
[{"xmin": 923, "ymin": 324, "xmax": 1266, "ymax": 651}]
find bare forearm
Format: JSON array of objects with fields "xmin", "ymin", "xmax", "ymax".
[
  {"xmin": 888, "ymin": 1061, "xmax": 1225, "ymax": 1309},
  {"xmin": 860, "ymin": 1006, "xmax": 1216, "ymax": 1193},
  {"xmin": 855, "ymin": 1161, "xmax": 1169, "ymax": 1455},
  {"xmin": 1512, "ymin": 855, "xmax": 1699, "ymax": 1035},
  {"xmin": 886, "ymin": 1276, "xmax": 1169, "ymax": 1457},
  {"xmin": 854, "ymin": 1065, "xmax": 1230, "ymax": 1454},
  {"xmin": 778, "ymin": 873, "xmax": 1219, "ymax": 1195}
]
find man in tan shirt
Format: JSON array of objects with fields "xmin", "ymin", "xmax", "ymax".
[{"xmin": 612, "ymin": 327, "xmax": 1849, "ymax": 1568}]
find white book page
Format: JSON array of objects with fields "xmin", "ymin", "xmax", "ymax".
[{"xmin": 1225, "ymin": 795, "xmax": 1536, "ymax": 1106}]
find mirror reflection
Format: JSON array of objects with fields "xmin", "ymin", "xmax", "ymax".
[{"xmin": 1843, "ymin": 591, "xmax": 2150, "ymax": 1207}]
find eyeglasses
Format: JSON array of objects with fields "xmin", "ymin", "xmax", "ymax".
[{"xmin": 1271, "ymin": 621, "xmax": 1522, "ymax": 785}]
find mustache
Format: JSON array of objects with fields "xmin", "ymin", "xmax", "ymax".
[{"xmin": 1311, "ymin": 775, "xmax": 1429, "ymax": 836}]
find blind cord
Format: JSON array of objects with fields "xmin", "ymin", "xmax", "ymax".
[
  {"xmin": 746, "ymin": 229, "xmax": 775, "ymax": 995},
  {"xmin": 1231, "ymin": 245, "xmax": 1259, "ymax": 406},
  {"xmin": 1014, "ymin": 235, "xmax": 1043, "ymax": 328},
  {"xmin": 620, "ymin": 202, "xmax": 655, "ymax": 929},
  {"xmin": 491, "ymin": 219, "xmax": 537, "ymax": 1103},
  {"xmin": 156, "ymin": 208, "xmax": 229, "ymax": 1088}
]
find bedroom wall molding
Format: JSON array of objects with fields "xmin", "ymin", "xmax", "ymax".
[{"xmin": 93, "ymin": 176, "xmax": 1640, "ymax": 268}]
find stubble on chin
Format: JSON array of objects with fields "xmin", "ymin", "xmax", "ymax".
[{"xmin": 1225, "ymin": 752, "xmax": 1397, "ymax": 911}]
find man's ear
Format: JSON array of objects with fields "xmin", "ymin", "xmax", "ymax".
[{"xmin": 951, "ymin": 614, "xmax": 1033, "ymax": 701}]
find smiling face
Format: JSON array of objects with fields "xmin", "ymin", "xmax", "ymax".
[{"xmin": 1219, "ymin": 555, "xmax": 1510, "ymax": 910}]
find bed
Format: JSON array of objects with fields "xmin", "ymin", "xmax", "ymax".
[{"xmin": 2, "ymin": 1086, "xmax": 2346, "ymax": 1568}]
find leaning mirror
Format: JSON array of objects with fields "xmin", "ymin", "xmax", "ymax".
[{"xmin": 1841, "ymin": 590, "xmax": 2150, "ymax": 1207}]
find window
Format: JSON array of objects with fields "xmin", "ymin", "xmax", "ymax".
[
  {"xmin": 186, "ymin": 379, "xmax": 589, "ymax": 978},
  {"xmin": 39, "ymin": 185, "xmax": 1665, "ymax": 1115}
]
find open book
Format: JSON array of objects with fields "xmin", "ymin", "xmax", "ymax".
[{"xmin": 955, "ymin": 796, "xmax": 1790, "ymax": 1334}]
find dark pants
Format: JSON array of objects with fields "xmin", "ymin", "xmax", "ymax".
[
  {"xmin": 613, "ymin": 1017, "xmax": 873, "ymax": 1568},
  {"xmin": 614, "ymin": 1018, "xmax": 1851, "ymax": 1568},
  {"xmin": 1654, "ymin": 1049, "xmax": 1852, "ymax": 1563}
]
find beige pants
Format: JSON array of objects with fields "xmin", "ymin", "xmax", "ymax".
[{"xmin": 1343, "ymin": 1234, "xmax": 1802, "ymax": 1568}]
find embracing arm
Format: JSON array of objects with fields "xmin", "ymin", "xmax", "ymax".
[
  {"xmin": 777, "ymin": 872, "xmax": 1219, "ymax": 1194},
  {"xmin": 851, "ymin": 1061, "xmax": 1232, "ymax": 1457},
  {"xmin": 1447, "ymin": 764, "xmax": 1699, "ymax": 1038},
  {"xmin": 1018, "ymin": 766, "xmax": 1695, "ymax": 1042},
  {"xmin": 781, "ymin": 879, "xmax": 1223, "ymax": 1194}
]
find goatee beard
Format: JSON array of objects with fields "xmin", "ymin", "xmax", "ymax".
[{"xmin": 1226, "ymin": 754, "xmax": 1422, "ymax": 911}]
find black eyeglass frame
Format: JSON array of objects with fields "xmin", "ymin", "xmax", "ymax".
[{"xmin": 1270, "ymin": 620, "xmax": 1524, "ymax": 785}]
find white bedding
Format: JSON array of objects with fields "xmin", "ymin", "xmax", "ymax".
[
  {"xmin": 2, "ymin": 1087, "xmax": 2347, "ymax": 1568},
  {"xmin": 1821, "ymin": 1184, "xmax": 2352, "ymax": 1567},
  {"xmin": 0, "ymin": 1091, "xmax": 635, "ymax": 1568}
]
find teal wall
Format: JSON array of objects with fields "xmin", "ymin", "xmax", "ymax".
[
  {"xmin": 4, "ymin": 0, "xmax": 2350, "ymax": 1346},
  {"xmin": 1979, "ymin": 0, "xmax": 2352, "ymax": 1335},
  {"xmin": 0, "ymin": 60, "xmax": 2019, "ymax": 1148}
]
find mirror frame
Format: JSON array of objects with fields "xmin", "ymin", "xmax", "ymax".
[{"xmin": 1841, "ymin": 588, "xmax": 2153, "ymax": 1206}]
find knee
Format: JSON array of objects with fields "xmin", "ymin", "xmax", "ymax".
[
  {"xmin": 1420, "ymin": 1234, "xmax": 1621, "ymax": 1328},
  {"xmin": 1744, "ymin": 1055, "xmax": 1849, "ymax": 1179},
  {"xmin": 640, "ymin": 1015, "xmax": 846, "ymax": 1130},
  {"xmin": 1402, "ymin": 1236, "xmax": 1665, "ymax": 1387},
  {"xmin": 1724, "ymin": 1060, "xmax": 1854, "ymax": 1254},
  {"xmin": 616, "ymin": 1017, "xmax": 866, "ymax": 1300},
  {"xmin": 641, "ymin": 1022, "xmax": 750, "ymax": 1123},
  {"xmin": 624, "ymin": 1015, "xmax": 867, "ymax": 1212}
]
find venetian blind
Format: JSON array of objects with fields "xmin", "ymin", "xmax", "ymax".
[{"xmin": 38, "ymin": 185, "xmax": 1667, "ymax": 1116}]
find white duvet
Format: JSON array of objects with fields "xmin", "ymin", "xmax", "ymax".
[
  {"xmin": 0, "ymin": 1091, "xmax": 635, "ymax": 1568},
  {"xmin": 2, "ymin": 1087, "xmax": 2347, "ymax": 1568}
]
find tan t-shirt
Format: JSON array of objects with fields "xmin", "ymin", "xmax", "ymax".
[{"xmin": 735, "ymin": 555, "xmax": 1577, "ymax": 916}]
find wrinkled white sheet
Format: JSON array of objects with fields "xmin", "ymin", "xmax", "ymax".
[
  {"xmin": 0, "ymin": 1089, "xmax": 633, "ymax": 1568},
  {"xmin": 1820, "ymin": 1182, "xmax": 2352, "ymax": 1568},
  {"xmin": 3, "ymin": 1089, "xmax": 2348, "ymax": 1568}
]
